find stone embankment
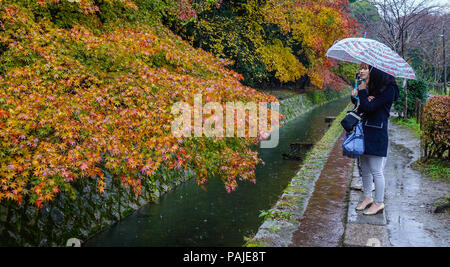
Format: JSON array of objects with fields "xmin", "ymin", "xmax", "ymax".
[
  {"xmin": 0, "ymin": 165, "xmax": 194, "ymax": 247},
  {"xmin": 280, "ymin": 90, "xmax": 348, "ymax": 123}
]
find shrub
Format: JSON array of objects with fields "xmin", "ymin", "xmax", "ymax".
[
  {"xmin": 421, "ymin": 96, "xmax": 450, "ymax": 161},
  {"xmin": 306, "ymin": 90, "xmax": 327, "ymax": 105},
  {"xmin": 394, "ymin": 79, "xmax": 428, "ymax": 118},
  {"xmin": 332, "ymin": 61, "xmax": 358, "ymax": 85}
]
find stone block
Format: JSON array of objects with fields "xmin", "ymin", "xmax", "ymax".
[
  {"xmin": 350, "ymin": 176, "xmax": 363, "ymax": 191},
  {"xmin": 348, "ymin": 190, "xmax": 387, "ymax": 226},
  {"xmin": 344, "ymin": 223, "xmax": 391, "ymax": 247}
]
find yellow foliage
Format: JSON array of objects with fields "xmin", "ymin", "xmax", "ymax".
[
  {"xmin": 258, "ymin": 39, "xmax": 307, "ymax": 83},
  {"xmin": 262, "ymin": 0, "xmax": 356, "ymax": 89}
]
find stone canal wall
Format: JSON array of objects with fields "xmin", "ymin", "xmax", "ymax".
[
  {"xmin": 280, "ymin": 89, "xmax": 348, "ymax": 123},
  {"xmin": 0, "ymin": 165, "xmax": 194, "ymax": 246},
  {"xmin": 279, "ymin": 94, "xmax": 315, "ymax": 123},
  {"xmin": 0, "ymin": 89, "xmax": 349, "ymax": 247}
]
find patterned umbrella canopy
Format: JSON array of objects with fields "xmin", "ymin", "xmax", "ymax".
[{"xmin": 326, "ymin": 37, "xmax": 416, "ymax": 80}]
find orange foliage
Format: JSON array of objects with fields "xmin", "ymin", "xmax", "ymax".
[{"xmin": 0, "ymin": 1, "xmax": 278, "ymax": 209}]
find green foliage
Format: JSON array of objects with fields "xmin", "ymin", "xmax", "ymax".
[
  {"xmin": 1, "ymin": 0, "xmax": 166, "ymax": 34},
  {"xmin": 258, "ymin": 208, "xmax": 294, "ymax": 221},
  {"xmin": 268, "ymin": 224, "xmax": 282, "ymax": 232},
  {"xmin": 306, "ymin": 90, "xmax": 327, "ymax": 105},
  {"xmin": 391, "ymin": 117, "xmax": 422, "ymax": 139},
  {"xmin": 324, "ymin": 88, "xmax": 347, "ymax": 101},
  {"xmin": 350, "ymin": 0, "xmax": 381, "ymax": 23},
  {"xmin": 429, "ymin": 86, "xmax": 449, "ymax": 97},
  {"xmin": 332, "ymin": 62, "xmax": 358, "ymax": 85},
  {"xmin": 394, "ymin": 79, "xmax": 428, "ymax": 118},
  {"xmin": 243, "ymin": 236, "xmax": 267, "ymax": 247},
  {"xmin": 412, "ymin": 159, "xmax": 450, "ymax": 183}
]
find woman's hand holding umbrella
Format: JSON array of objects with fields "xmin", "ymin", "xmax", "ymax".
[{"xmin": 352, "ymin": 79, "xmax": 375, "ymax": 102}]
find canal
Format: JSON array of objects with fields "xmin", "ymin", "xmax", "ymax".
[{"xmin": 85, "ymin": 96, "xmax": 350, "ymax": 246}]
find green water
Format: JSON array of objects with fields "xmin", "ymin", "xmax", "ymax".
[{"xmin": 85, "ymin": 97, "xmax": 349, "ymax": 246}]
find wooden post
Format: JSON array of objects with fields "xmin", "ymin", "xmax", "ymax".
[
  {"xmin": 414, "ymin": 98, "xmax": 418, "ymax": 121},
  {"xmin": 403, "ymin": 79, "xmax": 408, "ymax": 120},
  {"xmin": 420, "ymin": 101, "xmax": 424, "ymax": 127}
]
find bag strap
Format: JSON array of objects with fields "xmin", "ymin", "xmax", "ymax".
[
  {"xmin": 352, "ymin": 97, "xmax": 360, "ymax": 112},
  {"xmin": 348, "ymin": 111, "xmax": 362, "ymax": 121}
]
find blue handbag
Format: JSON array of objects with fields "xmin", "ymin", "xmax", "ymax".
[{"xmin": 342, "ymin": 122, "xmax": 364, "ymax": 158}]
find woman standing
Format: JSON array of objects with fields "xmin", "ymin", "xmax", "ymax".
[{"xmin": 352, "ymin": 63, "xmax": 399, "ymax": 215}]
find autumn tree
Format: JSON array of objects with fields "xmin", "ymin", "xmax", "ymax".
[
  {"xmin": 0, "ymin": 0, "xmax": 279, "ymax": 209},
  {"xmin": 261, "ymin": 0, "xmax": 358, "ymax": 89},
  {"xmin": 173, "ymin": 0, "xmax": 357, "ymax": 90}
]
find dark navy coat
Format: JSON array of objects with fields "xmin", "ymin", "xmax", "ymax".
[{"xmin": 353, "ymin": 86, "xmax": 396, "ymax": 157}]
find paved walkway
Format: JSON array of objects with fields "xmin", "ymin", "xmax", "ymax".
[
  {"xmin": 342, "ymin": 119, "xmax": 450, "ymax": 247},
  {"xmin": 289, "ymin": 133, "xmax": 352, "ymax": 247}
]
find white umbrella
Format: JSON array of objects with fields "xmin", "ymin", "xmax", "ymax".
[{"xmin": 326, "ymin": 37, "xmax": 416, "ymax": 80}]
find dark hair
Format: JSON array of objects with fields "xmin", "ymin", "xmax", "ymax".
[{"xmin": 368, "ymin": 66, "xmax": 399, "ymax": 101}]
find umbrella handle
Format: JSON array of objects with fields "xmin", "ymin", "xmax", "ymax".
[{"xmin": 353, "ymin": 78, "xmax": 359, "ymax": 100}]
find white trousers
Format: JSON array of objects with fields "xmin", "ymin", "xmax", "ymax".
[{"xmin": 360, "ymin": 155, "xmax": 386, "ymax": 202}]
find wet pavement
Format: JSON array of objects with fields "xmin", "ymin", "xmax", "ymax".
[
  {"xmin": 344, "ymin": 161, "xmax": 391, "ymax": 246},
  {"xmin": 343, "ymin": 119, "xmax": 450, "ymax": 247},
  {"xmin": 384, "ymin": 122, "xmax": 450, "ymax": 247},
  {"xmin": 289, "ymin": 133, "xmax": 353, "ymax": 247}
]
